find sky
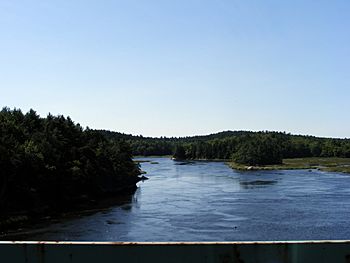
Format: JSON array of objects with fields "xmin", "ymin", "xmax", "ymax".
[{"xmin": 0, "ymin": 0, "xmax": 349, "ymax": 138}]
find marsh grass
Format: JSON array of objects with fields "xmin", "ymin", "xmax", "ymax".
[{"xmin": 228, "ymin": 157, "xmax": 350, "ymax": 174}]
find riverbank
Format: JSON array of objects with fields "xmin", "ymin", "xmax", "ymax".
[
  {"xmin": 0, "ymin": 175, "xmax": 143, "ymax": 235},
  {"xmin": 138, "ymin": 156, "xmax": 350, "ymax": 174},
  {"xmin": 228, "ymin": 157, "xmax": 350, "ymax": 174},
  {"xmin": 0, "ymin": 191, "xmax": 137, "ymax": 240}
]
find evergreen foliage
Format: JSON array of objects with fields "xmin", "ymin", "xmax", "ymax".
[
  {"xmin": 0, "ymin": 107, "xmax": 140, "ymax": 215},
  {"xmin": 98, "ymin": 130, "xmax": 350, "ymax": 165},
  {"xmin": 173, "ymin": 145, "xmax": 187, "ymax": 160},
  {"xmin": 231, "ymin": 134, "xmax": 283, "ymax": 165}
]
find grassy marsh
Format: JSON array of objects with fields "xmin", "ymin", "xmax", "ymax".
[{"xmin": 228, "ymin": 157, "xmax": 350, "ymax": 174}]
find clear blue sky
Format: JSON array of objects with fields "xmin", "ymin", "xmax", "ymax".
[{"xmin": 1, "ymin": 0, "xmax": 349, "ymax": 138}]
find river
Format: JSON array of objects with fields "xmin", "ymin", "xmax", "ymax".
[{"xmin": 5, "ymin": 157, "xmax": 350, "ymax": 241}]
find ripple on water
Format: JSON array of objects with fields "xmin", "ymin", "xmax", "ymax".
[{"xmin": 9, "ymin": 157, "xmax": 350, "ymax": 241}]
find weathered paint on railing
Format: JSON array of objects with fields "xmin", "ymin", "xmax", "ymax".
[{"xmin": 1, "ymin": 240, "xmax": 350, "ymax": 263}]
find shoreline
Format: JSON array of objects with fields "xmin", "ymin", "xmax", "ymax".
[
  {"xmin": 0, "ymin": 191, "xmax": 136, "ymax": 240},
  {"xmin": 0, "ymin": 177, "xmax": 143, "ymax": 236},
  {"xmin": 135, "ymin": 156, "xmax": 350, "ymax": 174},
  {"xmin": 227, "ymin": 157, "xmax": 350, "ymax": 174}
]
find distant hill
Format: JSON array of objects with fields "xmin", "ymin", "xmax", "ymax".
[{"xmin": 96, "ymin": 129, "xmax": 350, "ymax": 164}]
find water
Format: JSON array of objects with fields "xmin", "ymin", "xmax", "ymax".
[{"xmin": 7, "ymin": 157, "xmax": 350, "ymax": 241}]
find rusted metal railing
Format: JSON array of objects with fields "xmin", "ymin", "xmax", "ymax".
[{"xmin": 1, "ymin": 240, "xmax": 350, "ymax": 262}]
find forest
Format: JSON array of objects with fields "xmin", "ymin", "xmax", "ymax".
[
  {"xmin": 0, "ymin": 107, "xmax": 141, "ymax": 223},
  {"xmin": 99, "ymin": 130, "xmax": 350, "ymax": 166}
]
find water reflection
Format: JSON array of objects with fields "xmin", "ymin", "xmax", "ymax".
[
  {"xmin": 2, "ymin": 188, "xmax": 138, "ymax": 241},
  {"xmin": 174, "ymin": 161, "xmax": 194, "ymax": 165},
  {"xmin": 239, "ymin": 180, "xmax": 278, "ymax": 189}
]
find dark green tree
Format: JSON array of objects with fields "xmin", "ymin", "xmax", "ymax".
[{"xmin": 173, "ymin": 145, "xmax": 187, "ymax": 160}]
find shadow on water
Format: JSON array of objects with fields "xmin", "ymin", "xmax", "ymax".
[
  {"xmin": 1, "ymin": 189, "xmax": 138, "ymax": 240},
  {"xmin": 239, "ymin": 180, "xmax": 278, "ymax": 189},
  {"xmin": 174, "ymin": 161, "xmax": 195, "ymax": 165}
]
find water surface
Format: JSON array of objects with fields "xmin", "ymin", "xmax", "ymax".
[{"xmin": 8, "ymin": 157, "xmax": 350, "ymax": 241}]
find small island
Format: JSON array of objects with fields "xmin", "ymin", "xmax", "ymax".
[{"xmin": 101, "ymin": 130, "xmax": 350, "ymax": 174}]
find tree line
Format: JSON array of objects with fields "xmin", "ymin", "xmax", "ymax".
[
  {"xmin": 99, "ymin": 130, "xmax": 350, "ymax": 165},
  {"xmin": 0, "ymin": 107, "xmax": 141, "ymax": 218}
]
